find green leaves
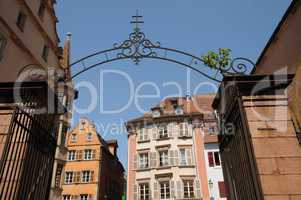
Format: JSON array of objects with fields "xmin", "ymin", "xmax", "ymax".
[{"xmin": 201, "ymin": 48, "xmax": 231, "ymax": 69}]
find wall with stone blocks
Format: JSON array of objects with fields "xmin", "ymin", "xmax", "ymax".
[{"xmin": 243, "ymin": 95, "xmax": 301, "ymax": 200}]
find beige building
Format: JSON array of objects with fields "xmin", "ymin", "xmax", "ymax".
[
  {"xmin": 126, "ymin": 95, "xmax": 226, "ymax": 200},
  {"xmin": 62, "ymin": 118, "xmax": 125, "ymax": 200},
  {"xmin": 0, "ymin": 0, "xmax": 75, "ymax": 199}
]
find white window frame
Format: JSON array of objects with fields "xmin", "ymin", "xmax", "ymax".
[
  {"xmin": 86, "ymin": 132, "xmax": 93, "ymax": 141},
  {"xmin": 84, "ymin": 149, "xmax": 93, "ymax": 160},
  {"xmin": 159, "ymin": 150, "xmax": 169, "ymax": 167},
  {"xmin": 65, "ymin": 171, "xmax": 73, "ymax": 184},
  {"xmin": 179, "ymin": 123, "xmax": 189, "ymax": 137},
  {"xmin": 139, "ymin": 182, "xmax": 150, "ymax": 200},
  {"xmin": 71, "ymin": 134, "xmax": 77, "ymax": 143},
  {"xmin": 67, "ymin": 150, "xmax": 76, "ymax": 161},
  {"xmin": 80, "ymin": 194, "xmax": 89, "ymax": 200},
  {"xmin": 160, "ymin": 181, "xmax": 170, "ymax": 199},
  {"xmin": 138, "ymin": 153, "xmax": 149, "ymax": 169},
  {"xmin": 158, "ymin": 125, "xmax": 168, "ymax": 139},
  {"xmin": 62, "ymin": 195, "xmax": 71, "ymax": 200},
  {"xmin": 179, "ymin": 148, "xmax": 188, "ymax": 166},
  {"xmin": 183, "ymin": 180, "xmax": 195, "ymax": 198},
  {"xmin": 81, "ymin": 171, "xmax": 91, "ymax": 183},
  {"xmin": 138, "ymin": 128, "xmax": 149, "ymax": 142}
]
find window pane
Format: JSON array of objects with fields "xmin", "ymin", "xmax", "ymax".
[
  {"xmin": 214, "ymin": 152, "xmax": 220, "ymax": 166},
  {"xmin": 208, "ymin": 152, "xmax": 214, "ymax": 167}
]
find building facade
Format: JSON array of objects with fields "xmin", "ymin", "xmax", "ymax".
[
  {"xmin": 0, "ymin": 0, "xmax": 75, "ymax": 199},
  {"xmin": 126, "ymin": 94, "xmax": 226, "ymax": 200},
  {"xmin": 213, "ymin": 1, "xmax": 301, "ymax": 199},
  {"xmin": 62, "ymin": 118, "xmax": 125, "ymax": 200}
]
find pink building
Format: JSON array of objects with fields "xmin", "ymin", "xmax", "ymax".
[{"xmin": 126, "ymin": 94, "xmax": 227, "ymax": 200}]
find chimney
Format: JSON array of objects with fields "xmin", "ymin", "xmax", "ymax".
[{"xmin": 106, "ymin": 140, "xmax": 118, "ymax": 156}]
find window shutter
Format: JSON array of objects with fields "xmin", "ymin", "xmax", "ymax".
[
  {"xmin": 90, "ymin": 171, "xmax": 94, "ymax": 182},
  {"xmin": 174, "ymin": 150, "xmax": 179, "ymax": 166},
  {"xmin": 167, "ymin": 124, "xmax": 173, "ymax": 138},
  {"xmin": 194, "ymin": 179, "xmax": 201, "ymax": 198},
  {"xmin": 179, "ymin": 123, "xmax": 183, "ymax": 137},
  {"xmin": 134, "ymin": 184, "xmax": 138, "ymax": 200},
  {"xmin": 152, "ymin": 126, "xmax": 158, "ymax": 140},
  {"xmin": 208, "ymin": 152, "xmax": 214, "ymax": 167},
  {"xmin": 176, "ymin": 181, "xmax": 183, "ymax": 199},
  {"xmin": 186, "ymin": 149, "xmax": 192, "ymax": 166},
  {"xmin": 154, "ymin": 182, "xmax": 159, "ymax": 199},
  {"xmin": 74, "ymin": 171, "xmax": 81, "ymax": 183},
  {"xmin": 92, "ymin": 150, "xmax": 96, "ymax": 159},
  {"xmin": 169, "ymin": 150, "xmax": 174, "ymax": 166},
  {"xmin": 170, "ymin": 180, "xmax": 175, "ymax": 198},
  {"xmin": 77, "ymin": 150, "xmax": 83, "ymax": 160},
  {"xmin": 150, "ymin": 152, "xmax": 157, "ymax": 168},
  {"xmin": 134, "ymin": 154, "xmax": 138, "ymax": 170},
  {"xmin": 218, "ymin": 181, "xmax": 227, "ymax": 198}
]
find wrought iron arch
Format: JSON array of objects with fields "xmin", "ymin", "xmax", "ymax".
[{"xmin": 70, "ymin": 13, "xmax": 254, "ymax": 82}]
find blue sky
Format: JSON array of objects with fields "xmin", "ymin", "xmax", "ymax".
[{"xmin": 55, "ymin": 0, "xmax": 292, "ymax": 168}]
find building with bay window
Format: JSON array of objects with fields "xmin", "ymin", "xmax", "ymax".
[
  {"xmin": 61, "ymin": 118, "xmax": 125, "ymax": 200},
  {"xmin": 126, "ymin": 94, "xmax": 226, "ymax": 200}
]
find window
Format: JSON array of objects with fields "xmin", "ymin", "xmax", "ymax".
[
  {"xmin": 160, "ymin": 181, "xmax": 170, "ymax": 199},
  {"xmin": 152, "ymin": 110, "xmax": 160, "ymax": 118},
  {"xmin": 139, "ymin": 183, "xmax": 150, "ymax": 200},
  {"xmin": 138, "ymin": 153, "xmax": 149, "ymax": 169},
  {"xmin": 42, "ymin": 45, "xmax": 49, "ymax": 61},
  {"xmin": 67, "ymin": 150, "xmax": 76, "ymax": 161},
  {"xmin": 0, "ymin": 33, "xmax": 7, "ymax": 62},
  {"xmin": 65, "ymin": 172, "xmax": 73, "ymax": 184},
  {"xmin": 175, "ymin": 106, "xmax": 184, "ymax": 115},
  {"xmin": 16, "ymin": 11, "xmax": 27, "ymax": 31},
  {"xmin": 86, "ymin": 132, "xmax": 93, "ymax": 141},
  {"xmin": 218, "ymin": 181, "xmax": 227, "ymax": 198},
  {"xmin": 71, "ymin": 134, "xmax": 77, "ymax": 143},
  {"xmin": 80, "ymin": 194, "xmax": 88, "ymax": 200},
  {"xmin": 183, "ymin": 180, "xmax": 194, "ymax": 198},
  {"xmin": 159, "ymin": 150, "xmax": 169, "ymax": 167},
  {"xmin": 208, "ymin": 126, "xmax": 216, "ymax": 135},
  {"xmin": 179, "ymin": 123, "xmax": 189, "ymax": 137},
  {"xmin": 38, "ymin": 0, "xmax": 46, "ymax": 19},
  {"xmin": 138, "ymin": 128, "xmax": 149, "ymax": 142},
  {"xmin": 179, "ymin": 149, "xmax": 187, "ymax": 166},
  {"xmin": 63, "ymin": 195, "xmax": 71, "ymax": 200},
  {"xmin": 84, "ymin": 149, "xmax": 93, "ymax": 160},
  {"xmin": 158, "ymin": 125, "xmax": 168, "ymax": 139},
  {"xmin": 208, "ymin": 151, "xmax": 221, "ymax": 167},
  {"xmin": 81, "ymin": 171, "xmax": 91, "ymax": 183}
]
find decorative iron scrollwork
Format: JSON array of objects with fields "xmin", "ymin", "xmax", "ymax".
[{"xmin": 114, "ymin": 28, "xmax": 160, "ymax": 64}]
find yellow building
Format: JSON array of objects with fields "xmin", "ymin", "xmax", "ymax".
[{"xmin": 62, "ymin": 118, "xmax": 125, "ymax": 200}]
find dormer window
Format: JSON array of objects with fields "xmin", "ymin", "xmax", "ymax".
[
  {"xmin": 175, "ymin": 106, "xmax": 184, "ymax": 115},
  {"xmin": 152, "ymin": 110, "xmax": 161, "ymax": 118},
  {"xmin": 71, "ymin": 134, "xmax": 77, "ymax": 143},
  {"xmin": 86, "ymin": 132, "xmax": 93, "ymax": 141}
]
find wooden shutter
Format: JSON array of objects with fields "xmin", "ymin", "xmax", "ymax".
[
  {"xmin": 134, "ymin": 184, "xmax": 138, "ymax": 200},
  {"xmin": 92, "ymin": 149, "xmax": 96, "ymax": 159},
  {"xmin": 90, "ymin": 171, "xmax": 94, "ymax": 182},
  {"xmin": 152, "ymin": 126, "xmax": 158, "ymax": 140},
  {"xmin": 150, "ymin": 152, "xmax": 157, "ymax": 168},
  {"xmin": 208, "ymin": 152, "xmax": 214, "ymax": 167},
  {"xmin": 186, "ymin": 149, "xmax": 192, "ymax": 165},
  {"xmin": 154, "ymin": 182, "xmax": 159, "ymax": 199},
  {"xmin": 74, "ymin": 171, "xmax": 81, "ymax": 183},
  {"xmin": 179, "ymin": 123, "xmax": 184, "ymax": 137},
  {"xmin": 134, "ymin": 154, "xmax": 138, "ymax": 170},
  {"xmin": 77, "ymin": 150, "xmax": 83, "ymax": 160},
  {"xmin": 170, "ymin": 180, "xmax": 175, "ymax": 198},
  {"xmin": 194, "ymin": 179, "xmax": 201, "ymax": 198},
  {"xmin": 218, "ymin": 181, "xmax": 227, "ymax": 198},
  {"xmin": 168, "ymin": 124, "xmax": 173, "ymax": 138},
  {"xmin": 176, "ymin": 181, "xmax": 183, "ymax": 199}
]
